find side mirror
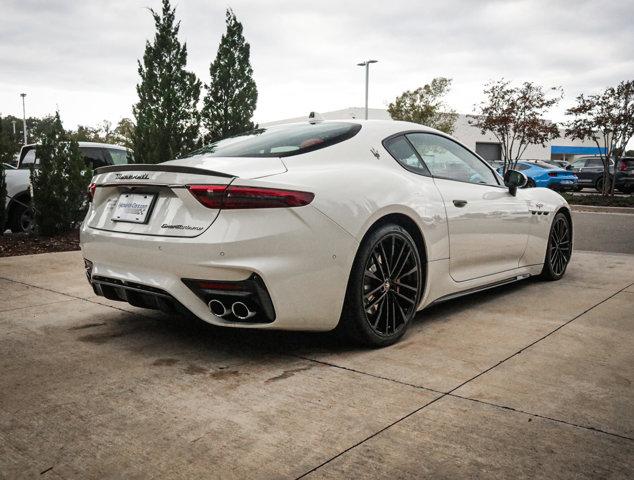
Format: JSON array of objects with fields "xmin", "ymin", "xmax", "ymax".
[{"xmin": 503, "ymin": 169, "xmax": 528, "ymax": 196}]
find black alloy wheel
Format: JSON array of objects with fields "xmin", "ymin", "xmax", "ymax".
[
  {"xmin": 541, "ymin": 212, "xmax": 572, "ymax": 280},
  {"xmin": 340, "ymin": 224, "xmax": 423, "ymax": 347}
]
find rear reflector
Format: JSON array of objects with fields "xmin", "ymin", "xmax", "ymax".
[{"xmin": 188, "ymin": 184, "xmax": 314, "ymax": 209}]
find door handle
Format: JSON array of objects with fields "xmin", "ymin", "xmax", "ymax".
[{"xmin": 453, "ymin": 199, "xmax": 468, "ymax": 207}]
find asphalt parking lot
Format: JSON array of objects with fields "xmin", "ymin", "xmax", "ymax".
[
  {"xmin": 1, "ymin": 249, "xmax": 633, "ymax": 479},
  {"xmin": 572, "ymin": 211, "xmax": 634, "ymax": 254}
]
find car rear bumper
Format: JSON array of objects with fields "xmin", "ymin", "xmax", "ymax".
[
  {"xmin": 547, "ymin": 178, "xmax": 578, "ymax": 191},
  {"xmin": 80, "ymin": 205, "xmax": 358, "ymax": 331},
  {"xmin": 615, "ymin": 175, "xmax": 634, "ymax": 186}
]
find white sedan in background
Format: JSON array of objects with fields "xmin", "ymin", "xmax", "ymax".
[{"xmin": 80, "ymin": 120, "xmax": 572, "ymax": 347}]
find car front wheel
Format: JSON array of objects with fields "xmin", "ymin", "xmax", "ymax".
[
  {"xmin": 540, "ymin": 212, "xmax": 572, "ymax": 281},
  {"xmin": 339, "ymin": 224, "xmax": 423, "ymax": 347},
  {"xmin": 9, "ymin": 200, "xmax": 34, "ymax": 233}
]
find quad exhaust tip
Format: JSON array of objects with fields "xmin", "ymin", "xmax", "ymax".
[
  {"xmin": 208, "ymin": 299, "xmax": 229, "ymax": 317},
  {"xmin": 208, "ymin": 299, "xmax": 256, "ymax": 320},
  {"xmin": 231, "ymin": 301, "xmax": 256, "ymax": 320}
]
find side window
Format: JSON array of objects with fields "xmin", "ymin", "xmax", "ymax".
[
  {"xmin": 587, "ymin": 158, "xmax": 602, "ymax": 167},
  {"xmin": 80, "ymin": 147, "xmax": 108, "ymax": 170},
  {"xmin": 383, "ymin": 135, "xmax": 430, "ymax": 175},
  {"xmin": 515, "ymin": 163, "xmax": 530, "ymax": 171},
  {"xmin": 19, "ymin": 149, "xmax": 37, "ymax": 169},
  {"xmin": 406, "ymin": 133, "xmax": 499, "ymax": 186},
  {"xmin": 571, "ymin": 159, "xmax": 585, "ymax": 169},
  {"xmin": 105, "ymin": 148, "xmax": 132, "ymax": 165}
]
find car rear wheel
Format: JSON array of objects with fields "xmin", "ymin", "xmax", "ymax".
[
  {"xmin": 540, "ymin": 212, "xmax": 572, "ymax": 281},
  {"xmin": 339, "ymin": 224, "xmax": 423, "ymax": 347},
  {"xmin": 525, "ymin": 178, "xmax": 536, "ymax": 188}
]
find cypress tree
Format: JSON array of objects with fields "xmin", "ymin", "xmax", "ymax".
[
  {"xmin": 202, "ymin": 9, "xmax": 258, "ymax": 142},
  {"xmin": 0, "ymin": 117, "xmax": 10, "ymax": 231},
  {"xmin": 31, "ymin": 112, "xmax": 90, "ymax": 236},
  {"xmin": 133, "ymin": 0, "xmax": 201, "ymax": 163}
]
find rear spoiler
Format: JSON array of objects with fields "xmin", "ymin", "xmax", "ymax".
[{"xmin": 95, "ymin": 164, "xmax": 234, "ymax": 178}]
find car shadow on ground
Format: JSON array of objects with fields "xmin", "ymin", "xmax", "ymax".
[{"xmin": 74, "ymin": 278, "xmax": 532, "ymax": 362}]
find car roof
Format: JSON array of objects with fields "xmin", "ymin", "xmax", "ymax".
[
  {"xmin": 77, "ymin": 141, "xmax": 128, "ymax": 150},
  {"xmin": 21, "ymin": 141, "xmax": 128, "ymax": 150},
  {"xmin": 266, "ymin": 119, "xmax": 441, "ymax": 137}
]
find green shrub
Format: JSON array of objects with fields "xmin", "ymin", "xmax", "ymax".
[
  {"xmin": 561, "ymin": 192, "xmax": 634, "ymax": 208},
  {"xmin": 0, "ymin": 168, "xmax": 6, "ymax": 233},
  {"xmin": 31, "ymin": 112, "xmax": 91, "ymax": 236}
]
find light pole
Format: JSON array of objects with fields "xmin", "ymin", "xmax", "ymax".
[
  {"xmin": 20, "ymin": 93, "xmax": 27, "ymax": 145},
  {"xmin": 356, "ymin": 60, "xmax": 378, "ymax": 120}
]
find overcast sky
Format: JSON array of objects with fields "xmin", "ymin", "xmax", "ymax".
[{"xmin": 1, "ymin": 0, "xmax": 632, "ymax": 130}]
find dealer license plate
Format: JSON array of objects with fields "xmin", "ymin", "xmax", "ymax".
[{"xmin": 112, "ymin": 193, "xmax": 156, "ymax": 224}]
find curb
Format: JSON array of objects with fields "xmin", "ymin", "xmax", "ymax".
[{"xmin": 570, "ymin": 204, "xmax": 634, "ymax": 214}]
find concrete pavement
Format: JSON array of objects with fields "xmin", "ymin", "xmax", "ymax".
[{"xmin": 0, "ymin": 250, "xmax": 633, "ymax": 479}]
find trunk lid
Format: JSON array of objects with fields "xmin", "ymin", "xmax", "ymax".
[{"xmin": 86, "ymin": 157, "xmax": 286, "ymax": 238}]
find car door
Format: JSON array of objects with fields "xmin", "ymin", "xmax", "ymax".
[
  {"xmin": 405, "ymin": 133, "xmax": 531, "ymax": 282},
  {"xmin": 581, "ymin": 158, "xmax": 604, "ymax": 186}
]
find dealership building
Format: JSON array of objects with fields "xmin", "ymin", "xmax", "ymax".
[{"xmin": 263, "ymin": 107, "xmax": 604, "ymax": 162}]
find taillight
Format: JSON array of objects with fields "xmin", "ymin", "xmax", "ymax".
[
  {"xmin": 548, "ymin": 172, "xmax": 558, "ymax": 177},
  {"xmin": 87, "ymin": 182, "xmax": 97, "ymax": 202},
  {"xmin": 619, "ymin": 160, "xmax": 628, "ymax": 172},
  {"xmin": 187, "ymin": 185, "xmax": 314, "ymax": 209},
  {"xmin": 187, "ymin": 185, "xmax": 226, "ymax": 209}
]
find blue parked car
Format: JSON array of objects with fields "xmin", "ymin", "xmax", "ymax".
[{"xmin": 497, "ymin": 161, "xmax": 578, "ymax": 190}]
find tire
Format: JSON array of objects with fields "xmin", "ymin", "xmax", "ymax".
[
  {"xmin": 339, "ymin": 223, "xmax": 423, "ymax": 347},
  {"xmin": 540, "ymin": 212, "xmax": 572, "ymax": 281},
  {"xmin": 9, "ymin": 200, "xmax": 34, "ymax": 234},
  {"xmin": 525, "ymin": 178, "xmax": 536, "ymax": 188},
  {"xmin": 573, "ymin": 186, "xmax": 582, "ymax": 192},
  {"xmin": 594, "ymin": 176, "xmax": 611, "ymax": 193}
]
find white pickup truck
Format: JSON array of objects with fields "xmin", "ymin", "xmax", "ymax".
[{"xmin": 4, "ymin": 142, "xmax": 134, "ymax": 232}]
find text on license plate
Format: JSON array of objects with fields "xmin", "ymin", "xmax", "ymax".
[{"xmin": 112, "ymin": 193, "xmax": 156, "ymax": 224}]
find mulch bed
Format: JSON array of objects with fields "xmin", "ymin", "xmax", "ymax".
[
  {"xmin": 562, "ymin": 192, "xmax": 634, "ymax": 207},
  {"xmin": 0, "ymin": 230, "xmax": 80, "ymax": 257}
]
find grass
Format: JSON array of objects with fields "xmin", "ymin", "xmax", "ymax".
[{"xmin": 561, "ymin": 193, "xmax": 634, "ymax": 208}]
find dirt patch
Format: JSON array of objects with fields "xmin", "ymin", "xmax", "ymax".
[
  {"xmin": 0, "ymin": 230, "xmax": 80, "ymax": 257},
  {"xmin": 265, "ymin": 365, "xmax": 313, "ymax": 383},
  {"xmin": 184, "ymin": 363, "xmax": 208, "ymax": 375},
  {"xmin": 209, "ymin": 369, "xmax": 242, "ymax": 380},
  {"xmin": 77, "ymin": 331, "xmax": 128, "ymax": 344},
  {"xmin": 153, "ymin": 358, "xmax": 179, "ymax": 367},
  {"xmin": 68, "ymin": 322, "xmax": 106, "ymax": 331}
]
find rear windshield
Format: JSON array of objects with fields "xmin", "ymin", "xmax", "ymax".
[
  {"xmin": 530, "ymin": 160, "xmax": 556, "ymax": 169},
  {"xmin": 191, "ymin": 122, "xmax": 361, "ymax": 158}
]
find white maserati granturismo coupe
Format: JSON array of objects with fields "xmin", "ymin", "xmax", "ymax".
[{"xmin": 80, "ymin": 120, "xmax": 572, "ymax": 346}]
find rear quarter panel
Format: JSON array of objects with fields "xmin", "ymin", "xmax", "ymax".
[{"xmin": 276, "ymin": 145, "xmax": 450, "ymax": 263}]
